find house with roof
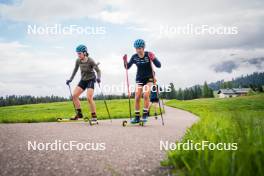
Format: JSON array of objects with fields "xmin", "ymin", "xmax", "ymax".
[{"xmin": 217, "ymin": 88, "xmax": 251, "ymax": 98}]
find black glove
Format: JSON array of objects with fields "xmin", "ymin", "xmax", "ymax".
[
  {"xmin": 96, "ymin": 78, "xmax": 101, "ymax": 83},
  {"xmin": 66, "ymin": 79, "xmax": 72, "ymax": 85}
]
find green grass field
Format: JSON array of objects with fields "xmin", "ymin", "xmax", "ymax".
[
  {"xmin": 163, "ymin": 94, "xmax": 264, "ymax": 176},
  {"xmin": 0, "ymin": 99, "xmax": 160, "ymax": 123}
]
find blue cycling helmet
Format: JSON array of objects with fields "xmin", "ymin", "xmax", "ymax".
[
  {"xmin": 76, "ymin": 44, "xmax": 87, "ymax": 53},
  {"xmin": 134, "ymin": 39, "xmax": 145, "ymax": 48}
]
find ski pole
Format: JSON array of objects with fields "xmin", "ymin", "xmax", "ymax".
[
  {"xmin": 124, "ymin": 54, "xmax": 132, "ymax": 120},
  {"xmin": 98, "ymin": 83, "xmax": 112, "ymax": 122},
  {"xmin": 67, "ymin": 84, "xmax": 77, "ymax": 114},
  {"xmin": 159, "ymin": 87, "xmax": 166, "ymax": 113},
  {"xmin": 149, "ymin": 57, "xmax": 164, "ymax": 126},
  {"xmin": 161, "ymin": 96, "xmax": 165, "ymax": 114}
]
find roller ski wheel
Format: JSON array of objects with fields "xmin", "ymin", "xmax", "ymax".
[
  {"xmin": 89, "ymin": 120, "xmax": 99, "ymax": 126},
  {"xmin": 139, "ymin": 121, "xmax": 144, "ymax": 126},
  {"xmin": 84, "ymin": 117, "xmax": 89, "ymax": 122},
  {"xmin": 122, "ymin": 120, "xmax": 128, "ymax": 127},
  {"xmin": 155, "ymin": 116, "xmax": 158, "ymax": 120}
]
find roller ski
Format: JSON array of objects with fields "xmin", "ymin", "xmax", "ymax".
[
  {"xmin": 57, "ymin": 117, "xmax": 90, "ymax": 122},
  {"xmin": 89, "ymin": 113, "xmax": 99, "ymax": 125},
  {"xmin": 59, "ymin": 108, "xmax": 82, "ymax": 121},
  {"xmin": 88, "ymin": 118, "xmax": 99, "ymax": 125},
  {"xmin": 122, "ymin": 110, "xmax": 148, "ymax": 127},
  {"xmin": 57, "ymin": 111, "xmax": 90, "ymax": 122},
  {"xmin": 122, "ymin": 117, "xmax": 145, "ymax": 127}
]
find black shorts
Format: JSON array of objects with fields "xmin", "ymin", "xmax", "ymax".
[
  {"xmin": 151, "ymin": 97, "xmax": 159, "ymax": 103},
  {"xmin": 136, "ymin": 77, "xmax": 154, "ymax": 86},
  {"xmin": 78, "ymin": 79, "xmax": 95, "ymax": 90}
]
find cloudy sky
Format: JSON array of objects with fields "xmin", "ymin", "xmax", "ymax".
[{"xmin": 0, "ymin": 0, "xmax": 264, "ymax": 97}]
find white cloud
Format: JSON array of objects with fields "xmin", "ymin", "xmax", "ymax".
[
  {"xmin": 98, "ymin": 11, "xmax": 129, "ymax": 24},
  {"xmin": 0, "ymin": 41, "xmax": 136, "ymax": 96},
  {"xmin": 0, "ymin": 41, "xmax": 74, "ymax": 96},
  {"xmin": 1, "ymin": 0, "xmax": 264, "ymax": 96},
  {"xmin": 0, "ymin": 0, "xmax": 105, "ymax": 23}
]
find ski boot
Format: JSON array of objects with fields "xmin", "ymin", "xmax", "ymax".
[
  {"xmin": 142, "ymin": 109, "xmax": 149, "ymax": 123},
  {"xmin": 89, "ymin": 112, "xmax": 99, "ymax": 125},
  {"xmin": 122, "ymin": 111, "xmax": 142, "ymax": 127},
  {"xmin": 70, "ymin": 109, "xmax": 83, "ymax": 120},
  {"xmin": 130, "ymin": 116, "xmax": 140, "ymax": 124},
  {"xmin": 131, "ymin": 111, "xmax": 141, "ymax": 124},
  {"xmin": 122, "ymin": 116, "xmax": 140, "ymax": 127}
]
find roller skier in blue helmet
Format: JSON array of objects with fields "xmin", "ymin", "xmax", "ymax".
[
  {"xmin": 123, "ymin": 39, "xmax": 161, "ymax": 123},
  {"xmin": 66, "ymin": 44, "xmax": 101, "ymax": 122}
]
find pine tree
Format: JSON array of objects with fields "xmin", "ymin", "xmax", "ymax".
[{"xmin": 203, "ymin": 81, "xmax": 209, "ymax": 98}]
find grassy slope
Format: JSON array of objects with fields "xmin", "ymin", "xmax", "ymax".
[
  {"xmin": 0, "ymin": 99, "xmax": 159, "ymax": 123},
  {"xmin": 163, "ymin": 94, "xmax": 264, "ymax": 176}
]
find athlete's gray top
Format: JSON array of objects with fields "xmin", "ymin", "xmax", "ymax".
[{"xmin": 69, "ymin": 57, "xmax": 101, "ymax": 81}]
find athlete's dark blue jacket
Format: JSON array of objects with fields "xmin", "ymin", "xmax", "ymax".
[{"xmin": 126, "ymin": 51, "xmax": 161, "ymax": 81}]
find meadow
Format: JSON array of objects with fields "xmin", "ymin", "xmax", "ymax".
[
  {"xmin": 163, "ymin": 94, "xmax": 264, "ymax": 176},
  {"xmin": 0, "ymin": 99, "xmax": 161, "ymax": 123}
]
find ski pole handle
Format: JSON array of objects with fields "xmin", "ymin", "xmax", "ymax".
[{"xmin": 123, "ymin": 54, "xmax": 128, "ymax": 63}]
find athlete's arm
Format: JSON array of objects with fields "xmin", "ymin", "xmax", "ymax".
[
  {"xmin": 123, "ymin": 54, "xmax": 134, "ymax": 69},
  {"xmin": 152, "ymin": 58, "xmax": 161, "ymax": 68},
  {"xmin": 92, "ymin": 60, "xmax": 101, "ymax": 80},
  {"xmin": 148, "ymin": 52, "xmax": 161, "ymax": 68},
  {"xmin": 126, "ymin": 56, "xmax": 134, "ymax": 69}
]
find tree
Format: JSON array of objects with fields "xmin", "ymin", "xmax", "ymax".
[
  {"xmin": 167, "ymin": 83, "xmax": 177, "ymax": 99},
  {"xmin": 177, "ymin": 88, "xmax": 183, "ymax": 100},
  {"xmin": 203, "ymin": 81, "xmax": 209, "ymax": 97}
]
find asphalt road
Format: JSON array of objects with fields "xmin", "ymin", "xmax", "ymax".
[{"xmin": 0, "ymin": 106, "xmax": 198, "ymax": 176}]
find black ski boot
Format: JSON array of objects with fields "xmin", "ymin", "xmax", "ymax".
[{"xmin": 70, "ymin": 109, "xmax": 83, "ymax": 120}]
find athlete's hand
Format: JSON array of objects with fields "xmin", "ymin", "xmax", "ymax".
[
  {"xmin": 96, "ymin": 78, "xmax": 101, "ymax": 83},
  {"xmin": 123, "ymin": 54, "xmax": 127, "ymax": 63},
  {"xmin": 154, "ymin": 78, "xmax": 157, "ymax": 84},
  {"xmin": 66, "ymin": 79, "xmax": 72, "ymax": 85},
  {"xmin": 148, "ymin": 52, "xmax": 155, "ymax": 61}
]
